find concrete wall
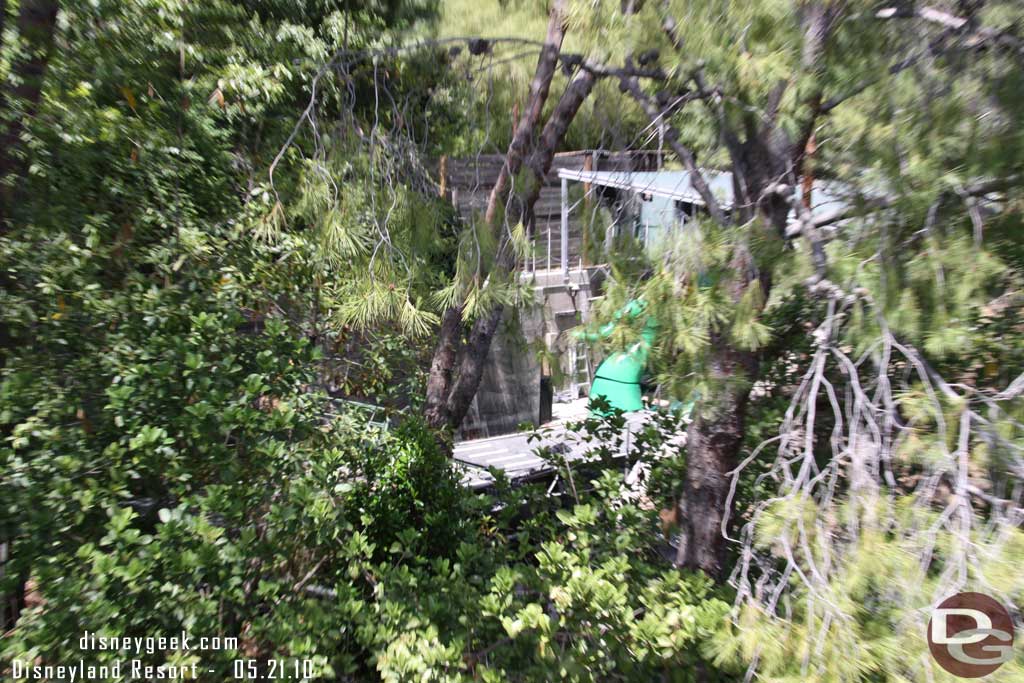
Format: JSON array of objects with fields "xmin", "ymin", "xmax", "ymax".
[
  {"xmin": 457, "ymin": 305, "xmax": 544, "ymax": 440},
  {"xmin": 444, "ymin": 151, "xmax": 660, "ymax": 437}
]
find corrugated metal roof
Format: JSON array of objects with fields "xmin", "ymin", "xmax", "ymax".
[{"xmin": 556, "ymin": 168, "xmax": 849, "ymax": 220}]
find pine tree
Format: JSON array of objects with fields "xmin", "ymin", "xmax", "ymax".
[{"xmin": 571, "ymin": 1, "xmax": 1024, "ymax": 680}]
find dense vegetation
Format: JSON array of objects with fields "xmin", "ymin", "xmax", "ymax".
[{"xmin": 2, "ymin": 1, "xmax": 1023, "ymax": 682}]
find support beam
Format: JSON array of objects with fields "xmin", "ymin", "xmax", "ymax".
[
  {"xmin": 561, "ymin": 177, "xmax": 569, "ymax": 282},
  {"xmin": 582, "ymin": 152, "xmax": 593, "ymax": 266}
]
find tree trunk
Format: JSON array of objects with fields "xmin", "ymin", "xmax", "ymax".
[
  {"xmin": 648, "ymin": 1, "xmax": 837, "ymax": 580},
  {"xmin": 483, "ymin": 0, "xmax": 569, "ymax": 226},
  {"xmin": 424, "ymin": 0, "xmax": 569, "ymax": 436},
  {"xmin": 423, "ymin": 306, "xmax": 464, "ymax": 432},
  {"xmin": 424, "ymin": 1, "xmax": 599, "ymax": 439},
  {"xmin": 677, "ymin": 345, "xmax": 758, "ymax": 578},
  {"xmin": 443, "ymin": 305, "xmax": 505, "ymax": 429},
  {"xmin": 432, "ymin": 67, "xmax": 596, "ymax": 432}
]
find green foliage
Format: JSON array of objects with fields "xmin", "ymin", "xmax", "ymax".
[
  {"xmin": 3, "ymin": 361, "xmax": 732, "ymax": 680},
  {"xmin": 5, "ymin": 1, "xmax": 1024, "ymax": 682},
  {"xmin": 1, "ymin": 3, "xmax": 730, "ymax": 673},
  {"xmin": 429, "ymin": 0, "xmax": 648, "ymax": 151},
  {"xmin": 353, "ymin": 418, "xmax": 468, "ymax": 553},
  {"xmin": 709, "ymin": 505, "xmax": 1024, "ymax": 683},
  {"xmin": 325, "ymin": 328, "xmax": 431, "ymax": 410}
]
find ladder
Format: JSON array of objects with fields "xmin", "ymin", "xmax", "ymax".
[{"xmin": 568, "ymin": 341, "xmax": 592, "ymax": 399}]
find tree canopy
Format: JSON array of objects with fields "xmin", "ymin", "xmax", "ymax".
[{"xmin": 1, "ymin": 1, "xmax": 1023, "ymax": 682}]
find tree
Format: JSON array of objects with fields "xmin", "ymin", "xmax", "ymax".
[
  {"xmin": 0, "ymin": 0, "xmax": 58, "ymax": 632},
  {"xmin": 0, "ymin": 0, "xmax": 438, "ymax": 641},
  {"xmin": 562, "ymin": 0, "xmax": 1023, "ymax": 580},
  {"xmin": 263, "ymin": 0, "xmax": 609, "ymax": 438},
  {"xmin": 568, "ymin": 1, "xmax": 1024, "ymax": 679},
  {"xmin": 422, "ymin": 0, "xmax": 598, "ymax": 435}
]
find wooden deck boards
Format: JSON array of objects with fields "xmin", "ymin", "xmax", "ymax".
[{"xmin": 453, "ymin": 407, "xmax": 652, "ymax": 490}]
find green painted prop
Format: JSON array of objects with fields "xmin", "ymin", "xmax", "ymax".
[{"xmin": 575, "ymin": 299, "xmax": 656, "ymax": 412}]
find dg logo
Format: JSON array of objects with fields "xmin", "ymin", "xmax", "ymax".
[{"xmin": 927, "ymin": 592, "xmax": 1016, "ymax": 678}]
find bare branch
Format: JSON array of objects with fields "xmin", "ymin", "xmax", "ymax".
[
  {"xmin": 728, "ymin": 295, "xmax": 1024, "ymax": 681},
  {"xmin": 784, "ymin": 176, "xmax": 1014, "ymax": 239},
  {"xmin": 619, "ymin": 75, "xmax": 728, "ymax": 225}
]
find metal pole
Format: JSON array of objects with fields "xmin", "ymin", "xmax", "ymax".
[
  {"xmin": 582, "ymin": 153, "xmax": 593, "ymax": 266},
  {"xmin": 561, "ymin": 177, "xmax": 569, "ymax": 283},
  {"xmin": 546, "ymin": 223, "xmax": 551, "ymax": 272}
]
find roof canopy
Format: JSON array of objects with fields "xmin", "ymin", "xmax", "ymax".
[{"xmin": 556, "ymin": 168, "xmax": 849, "ymax": 219}]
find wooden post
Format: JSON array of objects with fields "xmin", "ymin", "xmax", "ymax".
[
  {"xmin": 438, "ymin": 155, "xmax": 448, "ymax": 198},
  {"xmin": 583, "ymin": 152, "xmax": 593, "ymax": 197}
]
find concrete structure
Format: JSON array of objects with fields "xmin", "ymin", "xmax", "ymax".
[
  {"xmin": 444, "ymin": 155, "xmax": 854, "ymax": 439},
  {"xmin": 457, "ymin": 305, "xmax": 544, "ymax": 439},
  {"xmin": 443, "ymin": 152, "xmax": 658, "ymax": 438}
]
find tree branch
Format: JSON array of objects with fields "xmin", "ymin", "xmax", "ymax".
[
  {"xmin": 427, "ymin": 2, "xmax": 602, "ymax": 434},
  {"xmin": 444, "ymin": 68, "xmax": 598, "ymax": 431},
  {"xmin": 785, "ymin": 175, "xmax": 1015, "ymax": 238},
  {"xmin": 484, "ymin": 0, "xmax": 569, "ymax": 225},
  {"xmin": 659, "ymin": 0, "xmax": 683, "ymax": 52},
  {"xmin": 823, "ymin": 3, "xmax": 1024, "ymax": 114},
  {"xmin": 619, "ymin": 75, "xmax": 728, "ymax": 225},
  {"xmin": 876, "ymin": 4, "xmax": 1019, "ymax": 55},
  {"xmin": 522, "ymin": 68, "xmax": 597, "ymax": 211}
]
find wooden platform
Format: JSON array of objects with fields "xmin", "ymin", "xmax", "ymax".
[{"xmin": 453, "ymin": 404, "xmax": 653, "ymax": 490}]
